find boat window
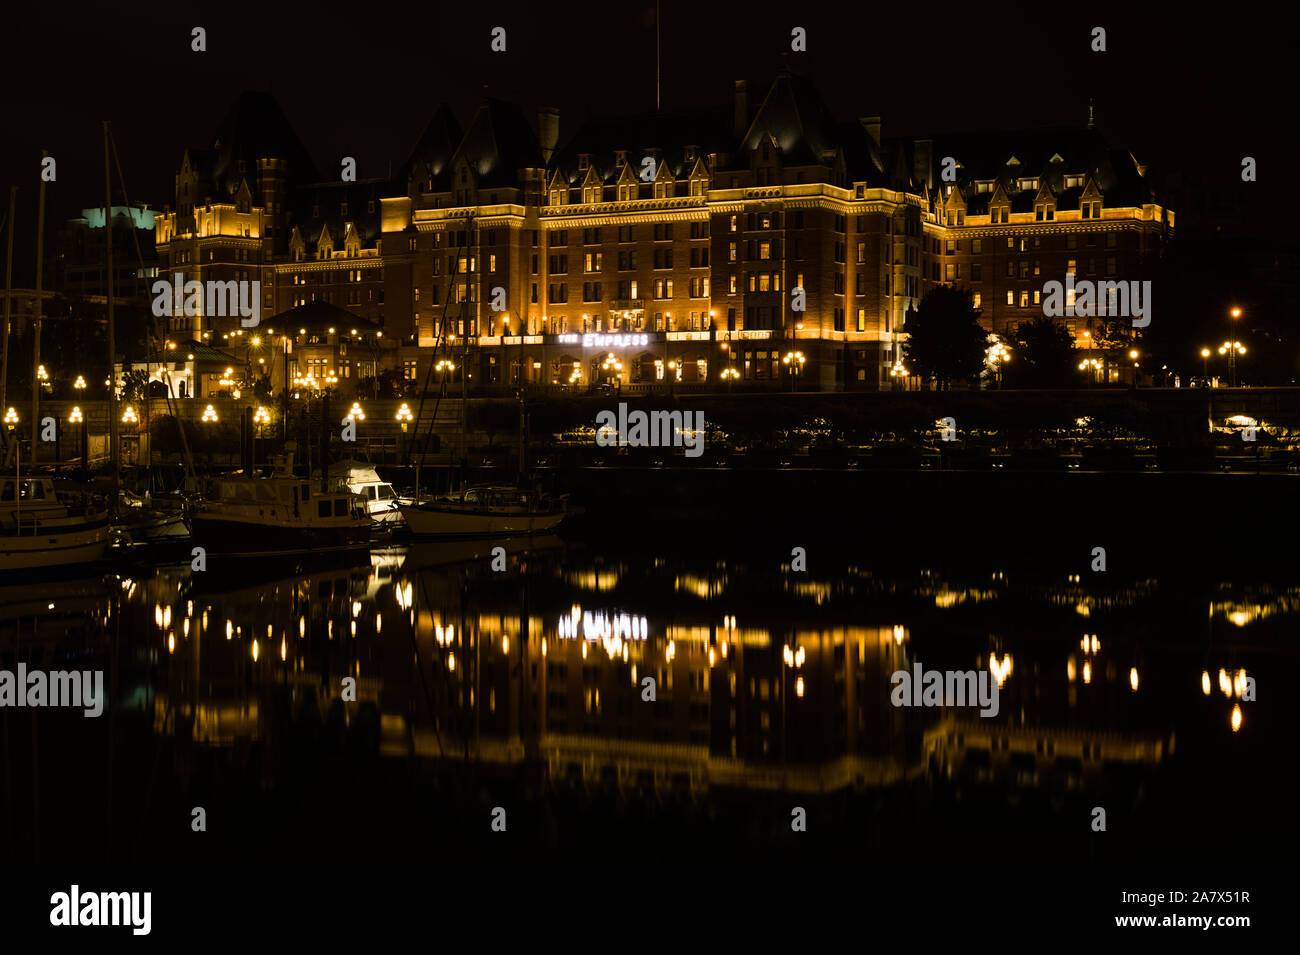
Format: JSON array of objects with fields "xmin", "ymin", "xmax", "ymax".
[
  {"xmin": 281, "ymin": 485, "xmax": 295, "ymax": 503},
  {"xmin": 256, "ymin": 484, "xmax": 277, "ymax": 503},
  {"xmin": 318, "ymin": 500, "xmax": 331, "ymax": 518},
  {"xmin": 376, "ymin": 485, "xmax": 395, "ymax": 500},
  {"xmin": 464, "ymin": 489, "xmax": 481, "ymax": 504},
  {"xmin": 27, "ymin": 481, "xmax": 46, "ymax": 500},
  {"xmin": 364, "ymin": 486, "xmax": 376, "ymax": 500},
  {"xmin": 334, "ymin": 498, "xmax": 348, "ymax": 516}
]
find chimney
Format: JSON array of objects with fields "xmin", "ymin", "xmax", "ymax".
[
  {"xmin": 538, "ymin": 106, "xmax": 560, "ymax": 164},
  {"xmin": 860, "ymin": 116, "xmax": 881, "ymax": 150},
  {"xmin": 913, "ymin": 139, "xmax": 933, "ymax": 193},
  {"xmin": 733, "ymin": 80, "xmax": 749, "ymax": 139}
]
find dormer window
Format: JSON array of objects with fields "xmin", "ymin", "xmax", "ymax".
[
  {"xmin": 550, "ymin": 189, "xmax": 563, "ymax": 206},
  {"xmin": 578, "ymin": 154, "xmax": 590, "ymax": 171},
  {"xmin": 1035, "ymin": 204, "xmax": 1055, "ymax": 221},
  {"xmin": 312, "ymin": 203, "xmax": 320, "ymax": 218},
  {"xmin": 340, "ymin": 202, "xmax": 348, "ymax": 216},
  {"xmin": 615, "ymin": 150, "xmax": 627, "ymax": 168}
]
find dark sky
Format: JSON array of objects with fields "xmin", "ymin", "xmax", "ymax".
[{"xmin": 0, "ymin": 0, "xmax": 1289, "ymax": 279}]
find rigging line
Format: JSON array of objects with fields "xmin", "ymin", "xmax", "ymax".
[
  {"xmin": 411, "ymin": 216, "xmax": 474, "ymax": 465},
  {"xmin": 110, "ymin": 127, "xmax": 197, "ymax": 482}
]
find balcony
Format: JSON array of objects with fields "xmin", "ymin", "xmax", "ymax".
[{"xmin": 610, "ymin": 299, "xmax": 645, "ymax": 312}]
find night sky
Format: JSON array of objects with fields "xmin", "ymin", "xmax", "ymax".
[{"xmin": 0, "ymin": 0, "xmax": 1288, "ymax": 279}]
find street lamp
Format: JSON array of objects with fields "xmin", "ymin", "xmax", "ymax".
[
  {"xmin": 782, "ymin": 350, "xmax": 805, "ymax": 392},
  {"xmin": 1200, "ymin": 347, "xmax": 1211, "ymax": 386},
  {"xmin": 346, "ymin": 402, "xmax": 365, "ymax": 422},
  {"xmin": 201, "ymin": 404, "xmax": 218, "ymax": 423},
  {"xmin": 720, "ymin": 366, "xmax": 739, "ymax": 393},
  {"xmin": 121, "ymin": 405, "xmax": 138, "ymax": 424},
  {"xmin": 1219, "ymin": 338, "xmax": 1246, "ymax": 387}
]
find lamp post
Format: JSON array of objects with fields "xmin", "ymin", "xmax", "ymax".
[
  {"xmin": 1228, "ymin": 307, "xmax": 1242, "ymax": 386},
  {"xmin": 1200, "ymin": 348, "xmax": 1211, "ymax": 387},
  {"xmin": 720, "ymin": 366, "xmax": 739, "ymax": 394},
  {"xmin": 1217, "ymin": 340, "xmax": 1245, "ymax": 389},
  {"xmin": 782, "ymin": 350, "xmax": 805, "ymax": 393}
]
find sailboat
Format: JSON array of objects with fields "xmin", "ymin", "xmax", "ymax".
[{"xmin": 0, "ymin": 157, "xmax": 111, "ymax": 572}]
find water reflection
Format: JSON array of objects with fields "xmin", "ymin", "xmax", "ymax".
[{"xmin": 2, "ymin": 547, "xmax": 1276, "ymax": 809}]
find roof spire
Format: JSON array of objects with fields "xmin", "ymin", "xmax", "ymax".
[{"xmin": 1087, "ymin": 98, "xmax": 1095, "ymax": 128}]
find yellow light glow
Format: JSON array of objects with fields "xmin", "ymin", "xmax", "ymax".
[
  {"xmin": 796, "ymin": 676, "xmax": 804, "ymax": 697},
  {"xmin": 1231, "ymin": 704, "xmax": 1242, "ymax": 732},
  {"xmin": 1129, "ymin": 667, "xmax": 1139, "ymax": 691},
  {"xmin": 1202, "ymin": 670, "xmax": 1211, "ymax": 695},
  {"xmin": 1219, "ymin": 668, "xmax": 1230, "ymax": 696},
  {"xmin": 1082, "ymin": 661, "xmax": 1092, "ymax": 684}
]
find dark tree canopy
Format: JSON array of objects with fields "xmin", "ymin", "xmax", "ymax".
[
  {"xmin": 1009, "ymin": 316, "xmax": 1078, "ymax": 388},
  {"xmin": 901, "ymin": 286, "xmax": 988, "ymax": 389}
]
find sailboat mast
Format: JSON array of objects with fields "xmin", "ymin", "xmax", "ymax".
[
  {"xmin": 2, "ymin": 186, "xmax": 15, "ymax": 433},
  {"xmin": 103, "ymin": 122, "xmax": 120, "ymax": 493},
  {"xmin": 31, "ymin": 150, "xmax": 46, "ymax": 466}
]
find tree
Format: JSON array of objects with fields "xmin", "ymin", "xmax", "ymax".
[
  {"xmin": 901, "ymin": 286, "xmax": 988, "ymax": 389},
  {"xmin": 119, "ymin": 368, "xmax": 150, "ymax": 402},
  {"xmin": 1008, "ymin": 317, "xmax": 1078, "ymax": 388}
]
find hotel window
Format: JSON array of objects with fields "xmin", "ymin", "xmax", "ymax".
[
  {"xmin": 833, "ymin": 308, "xmax": 844, "ymax": 331},
  {"xmin": 1067, "ymin": 259, "xmax": 1077, "ymax": 274},
  {"xmin": 1067, "ymin": 234, "xmax": 1078, "ymax": 250},
  {"xmin": 689, "ymin": 247, "xmax": 710, "ymax": 267},
  {"xmin": 1105, "ymin": 257, "xmax": 1117, "ymax": 275},
  {"xmin": 1087, "ymin": 258, "xmax": 1095, "ymax": 274},
  {"xmin": 1086, "ymin": 233, "xmax": 1097, "ymax": 247},
  {"xmin": 972, "ymin": 238, "xmax": 982, "ymax": 254},
  {"xmin": 856, "ymin": 308, "xmax": 866, "ymax": 332},
  {"xmin": 583, "ymin": 228, "xmax": 602, "ymax": 244},
  {"xmin": 759, "ymin": 242, "xmax": 771, "ymax": 260},
  {"xmin": 1019, "ymin": 262, "xmax": 1029, "ymax": 279},
  {"xmin": 728, "ymin": 242, "xmax": 737, "ymax": 262},
  {"xmin": 690, "ymin": 221, "xmax": 709, "ymax": 239},
  {"xmin": 618, "ymin": 226, "xmax": 635, "ymax": 242},
  {"xmin": 654, "ymin": 249, "xmax": 673, "ymax": 269},
  {"xmin": 585, "ymin": 252, "xmax": 602, "ymax": 272},
  {"xmin": 1033, "ymin": 289, "xmax": 1041, "ymax": 305},
  {"xmin": 531, "ymin": 283, "xmax": 538, "ymax": 303},
  {"xmin": 583, "ymin": 282, "xmax": 602, "ymax": 302},
  {"xmin": 1092, "ymin": 202, "xmax": 1101, "ymax": 218},
  {"xmin": 833, "ymin": 273, "xmax": 844, "ymax": 294},
  {"xmin": 729, "ymin": 215, "xmax": 738, "ymax": 232},
  {"xmin": 552, "ymin": 230, "xmax": 568, "ymax": 247},
  {"xmin": 1006, "ymin": 261, "xmax": 1015, "ymax": 277},
  {"xmin": 856, "ymin": 272, "xmax": 865, "ymax": 294},
  {"xmin": 653, "ymin": 278, "xmax": 673, "ymax": 299},
  {"xmin": 653, "ymin": 223, "xmax": 674, "ymax": 241},
  {"xmin": 729, "ymin": 274, "xmax": 737, "ymax": 294},
  {"xmin": 1019, "ymin": 290, "xmax": 1029, "ymax": 308},
  {"xmin": 944, "ymin": 264, "xmax": 956, "ymax": 281},
  {"xmin": 403, "ymin": 360, "xmax": 418, "ymax": 380},
  {"xmin": 654, "ymin": 312, "xmax": 663, "ymax": 331},
  {"xmin": 1105, "ymin": 233, "xmax": 1117, "ymax": 248},
  {"xmin": 972, "ymin": 292, "xmax": 981, "ymax": 308},
  {"xmin": 489, "ymin": 254, "xmax": 497, "ymax": 272},
  {"xmin": 1006, "ymin": 290, "xmax": 1014, "ymax": 306},
  {"xmin": 857, "ymin": 241, "xmax": 867, "ymax": 262}
]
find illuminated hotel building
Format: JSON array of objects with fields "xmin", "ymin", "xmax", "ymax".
[{"xmin": 154, "ymin": 74, "xmax": 1172, "ymax": 394}]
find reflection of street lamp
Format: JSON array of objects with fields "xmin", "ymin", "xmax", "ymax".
[
  {"xmin": 201, "ymin": 404, "xmax": 218, "ymax": 423},
  {"xmin": 782, "ymin": 350, "xmax": 805, "ymax": 392},
  {"xmin": 781, "ymin": 642, "xmax": 805, "ymax": 763},
  {"xmin": 73, "ymin": 375, "xmax": 86, "ymax": 392},
  {"xmin": 890, "ymin": 358, "xmax": 909, "ymax": 390},
  {"xmin": 720, "ymin": 366, "xmax": 740, "ymax": 393}
]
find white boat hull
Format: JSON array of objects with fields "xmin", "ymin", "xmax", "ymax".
[
  {"xmin": 0, "ymin": 524, "xmax": 111, "ymax": 571},
  {"xmin": 401, "ymin": 505, "xmax": 565, "ymax": 538}
]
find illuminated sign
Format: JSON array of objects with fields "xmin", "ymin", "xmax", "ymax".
[{"xmin": 552, "ymin": 333, "xmax": 650, "ymax": 348}]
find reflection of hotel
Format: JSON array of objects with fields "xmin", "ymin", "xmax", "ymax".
[
  {"xmin": 152, "ymin": 73, "xmax": 1170, "ymax": 394},
  {"xmin": 132, "ymin": 558, "xmax": 1175, "ymax": 800}
]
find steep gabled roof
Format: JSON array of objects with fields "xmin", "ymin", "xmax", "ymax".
[
  {"xmin": 450, "ymin": 98, "xmax": 544, "ymax": 189},
  {"xmin": 549, "ymin": 105, "xmax": 732, "ymax": 185},
  {"xmin": 205, "ymin": 91, "xmax": 321, "ymax": 194},
  {"xmin": 736, "ymin": 71, "xmax": 839, "ymax": 166},
  {"xmin": 400, "ymin": 103, "xmax": 463, "ymax": 188}
]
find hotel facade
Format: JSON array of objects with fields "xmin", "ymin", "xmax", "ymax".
[{"xmin": 152, "ymin": 72, "xmax": 1173, "ymax": 396}]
